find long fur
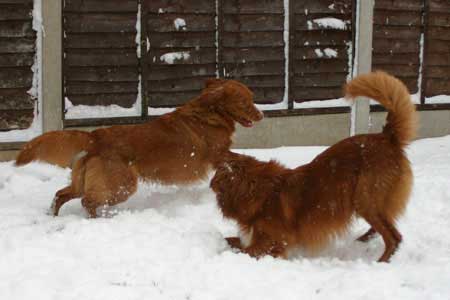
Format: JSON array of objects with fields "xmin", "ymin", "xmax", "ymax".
[
  {"xmin": 210, "ymin": 71, "xmax": 417, "ymax": 262},
  {"xmin": 18, "ymin": 79, "xmax": 263, "ymax": 217}
]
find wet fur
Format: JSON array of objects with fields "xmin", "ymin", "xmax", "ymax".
[
  {"xmin": 17, "ymin": 79, "xmax": 263, "ymax": 217},
  {"xmin": 211, "ymin": 72, "xmax": 417, "ymax": 262}
]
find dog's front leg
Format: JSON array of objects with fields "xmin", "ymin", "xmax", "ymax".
[
  {"xmin": 242, "ymin": 235, "xmax": 286, "ymax": 259},
  {"xmin": 225, "ymin": 237, "xmax": 243, "ymax": 250}
]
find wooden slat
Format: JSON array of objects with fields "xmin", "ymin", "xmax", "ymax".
[
  {"xmin": 64, "ymin": 0, "xmax": 138, "ymax": 12},
  {"xmin": 65, "ymin": 49, "xmax": 138, "ymax": 67},
  {"xmin": 424, "ymin": 79, "xmax": 450, "ymax": 95},
  {"xmin": 427, "ymin": 26, "xmax": 450, "ymax": 41},
  {"xmin": 0, "ymin": 88, "xmax": 34, "ymax": 110},
  {"xmin": 0, "ymin": 52, "xmax": 34, "ymax": 67},
  {"xmin": 373, "ymin": 53, "xmax": 420, "ymax": 65},
  {"xmin": 293, "ymin": 87, "xmax": 343, "ymax": 101},
  {"xmin": 0, "ymin": 37, "xmax": 34, "ymax": 53},
  {"xmin": 224, "ymin": 14, "xmax": 284, "ymax": 32},
  {"xmin": 65, "ymin": 33, "xmax": 136, "ymax": 49},
  {"xmin": 148, "ymin": 76, "xmax": 211, "ymax": 92},
  {"xmin": 64, "ymin": 13, "xmax": 137, "ymax": 33},
  {"xmin": 425, "ymin": 66, "xmax": 450, "ymax": 78},
  {"xmin": 66, "ymin": 82, "xmax": 138, "ymax": 95},
  {"xmin": 148, "ymin": 91, "xmax": 200, "ymax": 107},
  {"xmin": 0, "ymin": 67, "xmax": 32, "ymax": 88},
  {"xmin": 0, "ymin": 20, "xmax": 34, "ymax": 37},
  {"xmin": 222, "ymin": 47, "xmax": 284, "ymax": 63},
  {"xmin": 65, "ymin": 67, "xmax": 139, "ymax": 82},
  {"xmin": 292, "ymin": 0, "xmax": 352, "ymax": 14},
  {"xmin": 0, "ymin": 109, "xmax": 33, "ymax": 130},
  {"xmin": 428, "ymin": 0, "xmax": 450, "ymax": 12},
  {"xmin": 146, "ymin": 0, "xmax": 215, "ymax": 14},
  {"xmin": 147, "ymin": 14, "xmax": 215, "ymax": 32},
  {"xmin": 147, "ymin": 64, "xmax": 216, "ymax": 80},
  {"xmin": 251, "ymin": 88, "xmax": 284, "ymax": 104},
  {"xmin": 150, "ymin": 48, "xmax": 216, "ymax": 65},
  {"xmin": 149, "ymin": 31, "xmax": 216, "ymax": 48},
  {"xmin": 373, "ymin": 26, "xmax": 421, "ymax": 40},
  {"xmin": 425, "ymin": 40, "xmax": 450, "ymax": 53},
  {"xmin": 293, "ymin": 73, "xmax": 347, "ymax": 87},
  {"xmin": 222, "ymin": 32, "xmax": 284, "ymax": 47},
  {"xmin": 375, "ymin": 0, "xmax": 423, "ymax": 12},
  {"xmin": 294, "ymin": 14, "xmax": 351, "ymax": 30},
  {"xmin": 372, "ymin": 38, "xmax": 420, "ymax": 54},
  {"xmin": 293, "ymin": 46, "xmax": 348, "ymax": 60},
  {"xmin": 425, "ymin": 53, "xmax": 450, "ymax": 66},
  {"xmin": 373, "ymin": 10, "xmax": 422, "ymax": 26},
  {"xmin": 0, "ymin": 0, "xmax": 32, "ymax": 3},
  {"xmin": 224, "ymin": 61, "xmax": 284, "ymax": 77},
  {"xmin": 0, "ymin": 5, "xmax": 32, "ymax": 21},
  {"xmin": 293, "ymin": 60, "xmax": 348, "ymax": 74},
  {"xmin": 428, "ymin": 12, "xmax": 450, "ymax": 27},
  {"xmin": 295, "ymin": 31, "xmax": 351, "ymax": 47},
  {"xmin": 222, "ymin": 0, "xmax": 284, "ymax": 14}
]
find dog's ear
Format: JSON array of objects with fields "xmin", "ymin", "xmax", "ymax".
[{"xmin": 205, "ymin": 78, "xmax": 227, "ymax": 88}]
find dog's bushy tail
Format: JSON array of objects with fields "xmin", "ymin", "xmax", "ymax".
[
  {"xmin": 15, "ymin": 130, "xmax": 93, "ymax": 168},
  {"xmin": 345, "ymin": 71, "xmax": 418, "ymax": 147}
]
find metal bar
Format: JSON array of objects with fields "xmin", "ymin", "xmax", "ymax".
[
  {"xmin": 420, "ymin": 0, "xmax": 429, "ymax": 105},
  {"xmin": 287, "ymin": 0, "xmax": 294, "ymax": 110},
  {"xmin": 139, "ymin": 0, "xmax": 150, "ymax": 118},
  {"xmin": 350, "ymin": 0, "xmax": 374, "ymax": 136}
]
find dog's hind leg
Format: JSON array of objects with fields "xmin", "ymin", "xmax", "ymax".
[
  {"xmin": 80, "ymin": 153, "xmax": 139, "ymax": 218},
  {"xmin": 50, "ymin": 186, "xmax": 80, "ymax": 216}
]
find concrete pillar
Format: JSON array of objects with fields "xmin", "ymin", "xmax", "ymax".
[
  {"xmin": 41, "ymin": 0, "xmax": 63, "ymax": 132},
  {"xmin": 351, "ymin": 0, "xmax": 374, "ymax": 135}
]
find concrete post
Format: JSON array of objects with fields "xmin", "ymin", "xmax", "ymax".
[
  {"xmin": 351, "ymin": 0, "xmax": 374, "ymax": 135},
  {"xmin": 41, "ymin": 0, "xmax": 63, "ymax": 132}
]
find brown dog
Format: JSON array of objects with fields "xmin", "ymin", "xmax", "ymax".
[
  {"xmin": 210, "ymin": 71, "xmax": 417, "ymax": 262},
  {"xmin": 16, "ymin": 79, "xmax": 263, "ymax": 217}
]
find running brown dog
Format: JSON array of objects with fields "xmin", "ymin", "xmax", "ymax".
[{"xmin": 16, "ymin": 79, "xmax": 263, "ymax": 217}]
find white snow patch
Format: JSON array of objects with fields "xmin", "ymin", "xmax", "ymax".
[
  {"xmin": 174, "ymin": 18, "xmax": 187, "ymax": 31},
  {"xmin": 294, "ymin": 98, "xmax": 350, "ymax": 109},
  {"xmin": 160, "ymin": 51, "xmax": 190, "ymax": 64},
  {"xmin": 147, "ymin": 107, "xmax": 176, "ymax": 116},
  {"xmin": 324, "ymin": 48, "xmax": 338, "ymax": 58},
  {"xmin": 314, "ymin": 48, "xmax": 324, "ymax": 58},
  {"xmin": 1, "ymin": 136, "xmax": 450, "ymax": 299},
  {"xmin": 64, "ymin": 98, "xmax": 140, "ymax": 119},
  {"xmin": 425, "ymin": 95, "xmax": 450, "ymax": 104},
  {"xmin": 313, "ymin": 17, "xmax": 347, "ymax": 30}
]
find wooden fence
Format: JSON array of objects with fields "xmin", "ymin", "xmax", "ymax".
[
  {"xmin": 0, "ymin": 0, "xmax": 449, "ymax": 132},
  {"xmin": 0, "ymin": 0, "xmax": 35, "ymax": 131}
]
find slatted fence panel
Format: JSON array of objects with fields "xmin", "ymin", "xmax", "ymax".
[
  {"xmin": 0, "ymin": 0, "xmax": 35, "ymax": 130},
  {"xmin": 423, "ymin": 0, "xmax": 450, "ymax": 98},
  {"xmin": 291, "ymin": 0, "xmax": 353, "ymax": 103},
  {"xmin": 63, "ymin": 0, "xmax": 139, "ymax": 109},
  {"xmin": 220, "ymin": 0, "xmax": 286, "ymax": 104},
  {"xmin": 145, "ymin": 0, "xmax": 217, "ymax": 107},
  {"xmin": 372, "ymin": 0, "xmax": 423, "ymax": 94}
]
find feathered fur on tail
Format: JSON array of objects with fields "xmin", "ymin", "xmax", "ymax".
[
  {"xmin": 345, "ymin": 71, "xmax": 418, "ymax": 147},
  {"xmin": 15, "ymin": 130, "xmax": 93, "ymax": 168}
]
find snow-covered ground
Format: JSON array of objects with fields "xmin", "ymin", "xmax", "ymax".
[{"xmin": 1, "ymin": 135, "xmax": 449, "ymax": 299}]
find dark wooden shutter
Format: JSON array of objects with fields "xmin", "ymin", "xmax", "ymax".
[
  {"xmin": 220, "ymin": 0, "xmax": 286, "ymax": 105},
  {"xmin": 0, "ymin": 0, "xmax": 35, "ymax": 130},
  {"xmin": 145, "ymin": 0, "xmax": 217, "ymax": 107},
  {"xmin": 291, "ymin": 0, "xmax": 353, "ymax": 103},
  {"xmin": 422, "ymin": 0, "xmax": 450, "ymax": 98},
  {"xmin": 63, "ymin": 0, "xmax": 139, "ymax": 109},
  {"xmin": 372, "ymin": 0, "xmax": 423, "ymax": 94}
]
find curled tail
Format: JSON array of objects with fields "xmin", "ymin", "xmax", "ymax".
[
  {"xmin": 345, "ymin": 71, "xmax": 418, "ymax": 147},
  {"xmin": 15, "ymin": 130, "xmax": 93, "ymax": 168}
]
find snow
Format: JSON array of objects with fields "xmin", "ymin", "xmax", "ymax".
[
  {"xmin": 426, "ymin": 95, "xmax": 450, "ymax": 104},
  {"xmin": 160, "ymin": 51, "xmax": 190, "ymax": 64},
  {"xmin": 64, "ymin": 98, "xmax": 141, "ymax": 119},
  {"xmin": 312, "ymin": 17, "xmax": 348, "ymax": 30},
  {"xmin": 174, "ymin": 18, "xmax": 186, "ymax": 31},
  {"xmin": 0, "ymin": 0, "xmax": 42, "ymax": 142},
  {"xmin": 314, "ymin": 48, "xmax": 338, "ymax": 58},
  {"xmin": 294, "ymin": 98, "xmax": 350, "ymax": 109},
  {"xmin": 1, "ymin": 135, "xmax": 450, "ymax": 299}
]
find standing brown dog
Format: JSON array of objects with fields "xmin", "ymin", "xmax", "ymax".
[
  {"xmin": 210, "ymin": 71, "xmax": 417, "ymax": 262},
  {"xmin": 16, "ymin": 79, "xmax": 263, "ymax": 217}
]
